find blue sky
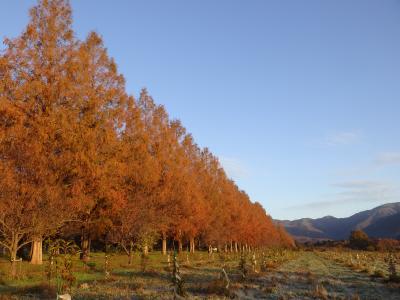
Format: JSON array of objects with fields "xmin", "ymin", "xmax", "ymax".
[{"xmin": 2, "ymin": 0, "xmax": 400, "ymax": 220}]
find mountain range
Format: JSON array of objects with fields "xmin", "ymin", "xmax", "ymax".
[{"xmin": 275, "ymin": 202, "xmax": 400, "ymax": 242}]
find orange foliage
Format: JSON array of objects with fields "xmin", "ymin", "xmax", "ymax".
[{"xmin": 0, "ymin": 0, "xmax": 294, "ymax": 265}]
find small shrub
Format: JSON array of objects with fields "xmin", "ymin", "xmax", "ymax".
[
  {"xmin": 44, "ymin": 239, "xmax": 79, "ymax": 295},
  {"xmin": 171, "ymin": 251, "xmax": 186, "ymax": 298},
  {"xmin": 238, "ymin": 253, "xmax": 248, "ymax": 280},
  {"xmin": 59, "ymin": 254, "xmax": 77, "ymax": 294},
  {"xmin": 387, "ymin": 254, "xmax": 399, "ymax": 282}
]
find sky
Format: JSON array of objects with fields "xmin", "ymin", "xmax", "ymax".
[{"xmin": 1, "ymin": 0, "xmax": 400, "ymax": 220}]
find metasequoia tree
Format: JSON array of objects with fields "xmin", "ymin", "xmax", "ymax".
[
  {"xmin": 107, "ymin": 97, "xmax": 159, "ymax": 262},
  {"xmin": 201, "ymin": 151, "xmax": 230, "ymax": 249},
  {"xmin": 0, "ymin": 0, "xmax": 79, "ymax": 268},
  {"xmin": 64, "ymin": 31, "xmax": 127, "ymax": 261},
  {"xmin": 178, "ymin": 135, "xmax": 208, "ymax": 253},
  {"xmin": 166, "ymin": 142, "xmax": 202, "ymax": 253},
  {"xmin": 137, "ymin": 90, "xmax": 181, "ymax": 254}
]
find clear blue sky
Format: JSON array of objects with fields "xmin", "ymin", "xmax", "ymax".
[{"xmin": 2, "ymin": 0, "xmax": 400, "ymax": 220}]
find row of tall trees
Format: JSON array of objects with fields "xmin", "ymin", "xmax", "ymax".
[{"xmin": 0, "ymin": 0, "xmax": 293, "ymax": 274}]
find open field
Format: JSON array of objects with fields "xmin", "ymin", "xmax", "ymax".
[
  {"xmin": 0, "ymin": 249, "xmax": 399, "ymax": 299},
  {"xmin": 2, "ymin": 1, "xmax": 400, "ymax": 300}
]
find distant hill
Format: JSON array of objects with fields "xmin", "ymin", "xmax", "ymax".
[{"xmin": 275, "ymin": 202, "xmax": 400, "ymax": 241}]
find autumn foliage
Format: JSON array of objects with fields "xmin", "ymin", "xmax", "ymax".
[{"xmin": 0, "ymin": 0, "xmax": 293, "ymax": 272}]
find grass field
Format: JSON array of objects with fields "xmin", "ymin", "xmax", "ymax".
[{"xmin": 0, "ymin": 249, "xmax": 399, "ymax": 299}]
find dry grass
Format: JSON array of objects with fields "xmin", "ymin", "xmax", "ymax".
[{"xmin": 0, "ymin": 249, "xmax": 399, "ymax": 299}]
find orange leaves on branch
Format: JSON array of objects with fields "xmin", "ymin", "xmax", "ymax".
[{"xmin": 0, "ymin": 0, "xmax": 294, "ymax": 264}]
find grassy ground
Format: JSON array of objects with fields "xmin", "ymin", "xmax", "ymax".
[
  {"xmin": 261, "ymin": 251, "xmax": 400, "ymax": 299},
  {"xmin": 0, "ymin": 250, "xmax": 399, "ymax": 299}
]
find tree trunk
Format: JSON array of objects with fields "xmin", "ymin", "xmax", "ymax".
[
  {"xmin": 178, "ymin": 238, "xmax": 183, "ymax": 253},
  {"xmin": 235, "ymin": 242, "xmax": 238, "ymax": 253},
  {"xmin": 10, "ymin": 259, "xmax": 17, "ymax": 279},
  {"xmin": 189, "ymin": 237, "xmax": 195, "ymax": 253},
  {"xmin": 30, "ymin": 236, "xmax": 43, "ymax": 265},
  {"xmin": 128, "ymin": 241, "xmax": 134, "ymax": 265},
  {"xmin": 80, "ymin": 237, "xmax": 90, "ymax": 262},
  {"xmin": 162, "ymin": 234, "xmax": 167, "ymax": 255},
  {"xmin": 143, "ymin": 243, "xmax": 149, "ymax": 256},
  {"xmin": 10, "ymin": 237, "xmax": 19, "ymax": 278}
]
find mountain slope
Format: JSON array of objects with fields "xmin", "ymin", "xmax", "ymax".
[
  {"xmin": 276, "ymin": 202, "xmax": 400, "ymax": 241},
  {"xmin": 364, "ymin": 212, "xmax": 400, "ymax": 239}
]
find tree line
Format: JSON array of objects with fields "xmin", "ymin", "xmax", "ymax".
[{"xmin": 0, "ymin": 0, "xmax": 294, "ymax": 275}]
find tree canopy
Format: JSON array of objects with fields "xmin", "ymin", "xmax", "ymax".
[{"xmin": 0, "ymin": 0, "xmax": 294, "ymax": 272}]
